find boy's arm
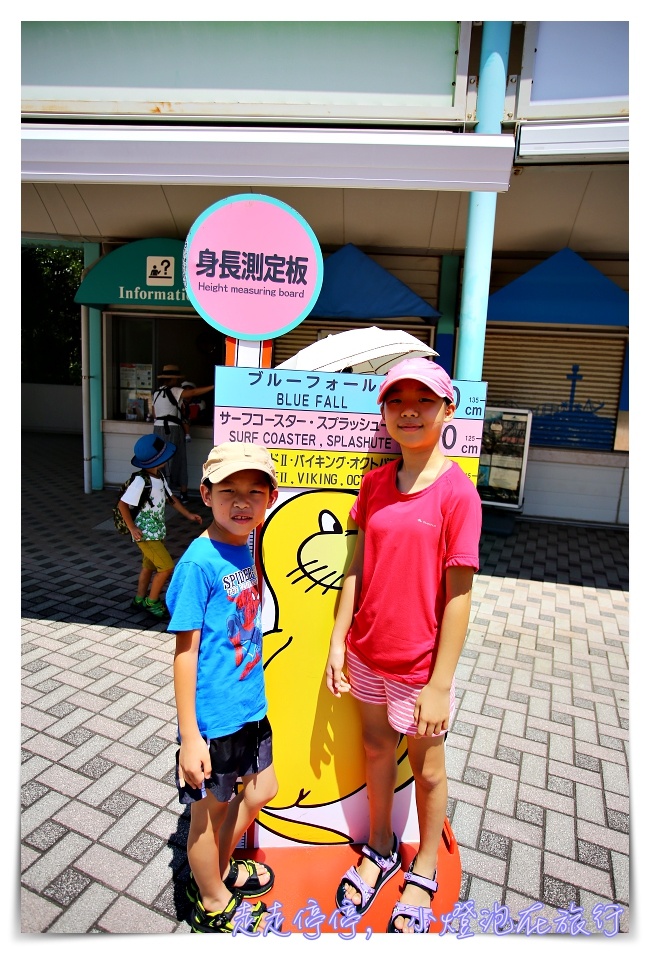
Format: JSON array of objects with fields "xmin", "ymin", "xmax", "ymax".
[
  {"xmin": 413, "ymin": 565, "xmax": 474, "ymax": 738},
  {"xmin": 173, "ymin": 629, "xmax": 212, "ymax": 788},
  {"xmin": 169, "ymin": 495, "xmax": 203, "ymax": 525},
  {"xmin": 117, "ymin": 499, "xmax": 143, "ymax": 541},
  {"xmin": 325, "ymin": 528, "xmax": 364, "ymax": 697}
]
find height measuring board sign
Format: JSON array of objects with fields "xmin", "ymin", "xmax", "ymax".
[
  {"xmin": 213, "ymin": 367, "xmax": 487, "ymax": 486},
  {"xmin": 183, "ymin": 194, "xmax": 323, "ymax": 341}
]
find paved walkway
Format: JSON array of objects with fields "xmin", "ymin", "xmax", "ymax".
[{"xmin": 20, "ymin": 434, "xmax": 629, "ymax": 935}]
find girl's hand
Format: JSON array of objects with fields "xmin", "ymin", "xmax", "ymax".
[
  {"xmin": 326, "ymin": 645, "xmax": 350, "ymax": 697},
  {"xmin": 178, "ymin": 734, "xmax": 211, "ymax": 790},
  {"xmin": 413, "ymin": 683, "xmax": 450, "ymax": 738}
]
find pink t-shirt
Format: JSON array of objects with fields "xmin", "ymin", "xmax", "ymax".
[{"xmin": 347, "ymin": 459, "xmax": 482, "ymax": 686}]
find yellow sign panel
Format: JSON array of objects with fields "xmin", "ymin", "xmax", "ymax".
[
  {"xmin": 268, "ymin": 449, "xmax": 479, "ymax": 489},
  {"xmin": 453, "ymin": 456, "xmax": 479, "ymax": 482}
]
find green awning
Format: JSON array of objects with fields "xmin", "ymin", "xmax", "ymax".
[{"xmin": 75, "ymin": 238, "xmax": 191, "ymax": 308}]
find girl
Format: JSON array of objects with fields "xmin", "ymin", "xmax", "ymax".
[{"xmin": 326, "ymin": 357, "xmax": 482, "ymax": 934}]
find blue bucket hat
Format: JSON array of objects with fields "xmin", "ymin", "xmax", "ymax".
[{"xmin": 131, "ymin": 434, "xmax": 177, "ymax": 469}]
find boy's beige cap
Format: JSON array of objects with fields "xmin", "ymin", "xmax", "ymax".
[{"xmin": 202, "ymin": 442, "xmax": 278, "ymax": 489}]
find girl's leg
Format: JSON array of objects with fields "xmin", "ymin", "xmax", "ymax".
[
  {"xmin": 218, "ymin": 764, "xmax": 279, "ymax": 888},
  {"xmin": 187, "ymin": 793, "xmax": 231, "ymax": 913},
  {"xmin": 342, "ymin": 701, "xmax": 399, "ymax": 906},
  {"xmin": 393, "ymin": 734, "xmax": 446, "ymax": 933}
]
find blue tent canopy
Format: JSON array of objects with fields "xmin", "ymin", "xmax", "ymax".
[
  {"xmin": 310, "ymin": 243, "xmax": 439, "ymax": 324},
  {"xmin": 487, "ymin": 248, "xmax": 628, "ymax": 326}
]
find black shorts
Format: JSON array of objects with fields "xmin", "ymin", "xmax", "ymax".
[{"xmin": 176, "ymin": 716, "xmax": 273, "ymax": 805}]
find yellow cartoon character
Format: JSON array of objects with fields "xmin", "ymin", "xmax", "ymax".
[{"xmin": 259, "ymin": 489, "xmax": 412, "ymax": 845}]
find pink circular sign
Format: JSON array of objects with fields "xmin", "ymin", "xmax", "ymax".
[{"xmin": 183, "ymin": 194, "xmax": 323, "ymax": 340}]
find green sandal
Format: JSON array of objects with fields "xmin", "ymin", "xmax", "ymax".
[
  {"xmin": 143, "ymin": 597, "xmax": 168, "ymax": 619},
  {"xmin": 187, "ymin": 857, "xmax": 275, "ymax": 903},
  {"xmin": 190, "ymin": 889, "xmax": 267, "ymax": 934}
]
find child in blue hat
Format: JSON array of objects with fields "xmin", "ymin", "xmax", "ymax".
[{"xmin": 117, "ymin": 434, "xmax": 203, "ymax": 619}]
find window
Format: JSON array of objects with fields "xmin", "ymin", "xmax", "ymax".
[{"xmin": 108, "ymin": 313, "xmax": 224, "ymax": 421}]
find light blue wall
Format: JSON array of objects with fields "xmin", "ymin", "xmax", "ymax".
[{"xmin": 22, "ymin": 21, "xmax": 461, "ymax": 105}]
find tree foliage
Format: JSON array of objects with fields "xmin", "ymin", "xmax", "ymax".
[{"xmin": 22, "ymin": 246, "xmax": 84, "ymax": 385}]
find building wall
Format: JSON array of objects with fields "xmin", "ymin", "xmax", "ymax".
[
  {"xmin": 22, "ymin": 384, "xmax": 82, "ymax": 435},
  {"xmin": 22, "ymin": 21, "xmax": 467, "ymax": 125},
  {"xmin": 21, "ymin": 22, "xmax": 629, "ymax": 528},
  {"xmin": 523, "ymin": 448, "xmax": 628, "ymax": 525}
]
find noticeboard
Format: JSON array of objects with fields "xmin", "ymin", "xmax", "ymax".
[
  {"xmin": 213, "ymin": 366, "xmax": 487, "ymax": 489},
  {"xmin": 478, "ymin": 408, "xmax": 533, "ymax": 510}
]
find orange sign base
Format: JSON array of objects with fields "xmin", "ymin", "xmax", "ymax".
[{"xmin": 232, "ymin": 818, "xmax": 461, "ymax": 935}]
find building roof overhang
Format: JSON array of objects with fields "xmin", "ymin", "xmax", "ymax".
[{"xmin": 21, "ymin": 123, "xmax": 515, "ymax": 192}]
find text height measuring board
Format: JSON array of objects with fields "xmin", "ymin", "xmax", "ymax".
[{"xmin": 214, "ymin": 367, "xmax": 486, "ymax": 488}]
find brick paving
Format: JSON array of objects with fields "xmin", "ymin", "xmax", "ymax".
[{"xmin": 20, "ymin": 434, "xmax": 629, "ymax": 935}]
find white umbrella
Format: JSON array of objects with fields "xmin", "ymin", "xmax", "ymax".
[{"xmin": 276, "ymin": 326, "xmax": 439, "ymax": 373}]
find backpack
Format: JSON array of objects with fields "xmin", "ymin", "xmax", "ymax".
[
  {"xmin": 152, "ymin": 386, "xmax": 180, "ymax": 412},
  {"xmin": 152, "ymin": 386, "xmax": 182, "ymax": 434},
  {"xmin": 184, "ymin": 400, "xmax": 201, "ymax": 424},
  {"xmin": 112, "ymin": 470, "xmax": 154, "ymax": 534}
]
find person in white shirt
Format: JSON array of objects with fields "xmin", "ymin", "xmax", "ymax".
[{"xmin": 152, "ymin": 364, "xmax": 214, "ymax": 504}]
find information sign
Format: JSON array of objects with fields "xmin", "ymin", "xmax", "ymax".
[
  {"xmin": 183, "ymin": 194, "xmax": 323, "ymax": 341},
  {"xmin": 478, "ymin": 408, "xmax": 533, "ymax": 509},
  {"xmin": 214, "ymin": 367, "xmax": 487, "ymax": 488}
]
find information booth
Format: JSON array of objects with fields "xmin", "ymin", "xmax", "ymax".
[{"xmin": 75, "ymin": 238, "xmax": 225, "ymax": 489}]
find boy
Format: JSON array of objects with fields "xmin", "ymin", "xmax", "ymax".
[
  {"xmin": 166, "ymin": 442, "xmax": 280, "ymax": 934},
  {"xmin": 118, "ymin": 434, "xmax": 203, "ymax": 619},
  {"xmin": 325, "ymin": 357, "xmax": 482, "ymax": 933}
]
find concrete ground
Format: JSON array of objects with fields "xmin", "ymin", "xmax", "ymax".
[{"xmin": 20, "ymin": 433, "xmax": 629, "ymax": 936}]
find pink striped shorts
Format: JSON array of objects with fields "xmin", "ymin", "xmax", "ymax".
[{"xmin": 346, "ymin": 646, "xmax": 455, "ymax": 737}]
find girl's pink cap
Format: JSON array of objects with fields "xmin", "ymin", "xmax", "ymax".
[{"xmin": 377, "ymin": 357, "xmax": 455, "ymax": 404}]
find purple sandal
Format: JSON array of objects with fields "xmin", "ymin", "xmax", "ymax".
[
  {"xmin": 387, "ymin": 856, "xmax": 438, "ymax": 933},
  {"xmin": 336, "ymin": 833, "xmax": 402, "ymax": 915}
]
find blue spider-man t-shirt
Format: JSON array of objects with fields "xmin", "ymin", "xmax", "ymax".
[{"xmin": 166, "ymin": 536, "xmax": 267, "ymax": 739}]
